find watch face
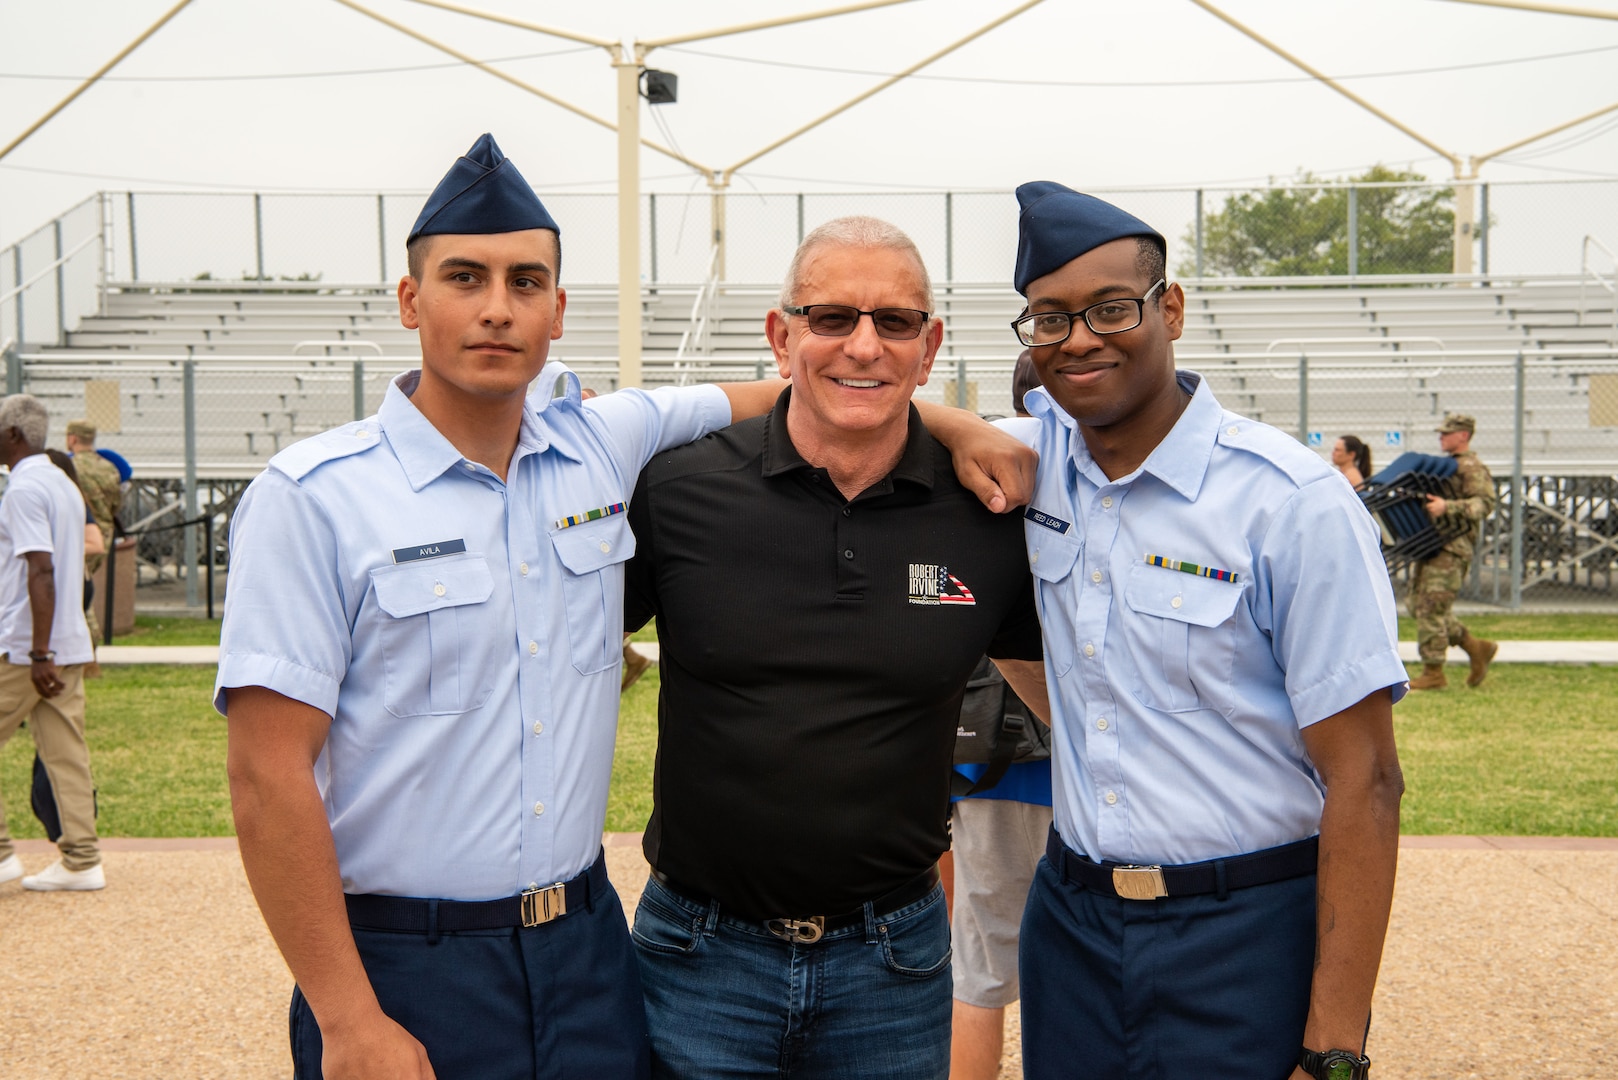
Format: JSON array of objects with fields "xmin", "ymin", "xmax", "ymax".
[{"xmin": 1327, "ymin": 1062, "xmax": 1354, "ymax": 1080}]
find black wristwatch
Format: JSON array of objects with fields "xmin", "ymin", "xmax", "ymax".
[
  {"xmin": 1299, "ymin": 1047, "xmax": 1371, "ymax": 1080},
  {"xmin": 28, "ymin": 649, "xmax": 55, "ymax": 662}
]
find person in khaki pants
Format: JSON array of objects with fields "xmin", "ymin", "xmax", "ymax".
[{"xmin": 0, "ymin": 394, "xmax": 102, "ymax": 892}]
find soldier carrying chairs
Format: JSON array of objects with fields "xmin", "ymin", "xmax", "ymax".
[{"xmin": 1358, "ymin": 413, "xmax": 1499, "ymax": 690}]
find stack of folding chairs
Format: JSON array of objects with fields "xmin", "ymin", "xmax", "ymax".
[{"xmin": 1357, "ymin": 452, "xmax": 1466, "ymax": 570}]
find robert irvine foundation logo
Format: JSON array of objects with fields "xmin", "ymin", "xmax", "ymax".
[{"xmin": 907, "ymin": 563, "xmax": 976, "ymax": 606}]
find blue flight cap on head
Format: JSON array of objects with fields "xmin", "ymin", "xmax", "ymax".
[
  {"xmin": 1013, "ymin": 181, "xmax": 1163, "ymax": 295},
  {"xmin": 407, "ymin": 133, "xmax": 559, "ymax": 243}
]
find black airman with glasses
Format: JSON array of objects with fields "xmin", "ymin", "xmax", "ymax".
[{"xmin": 1011, "ymin": 279, "xmax": 1166, "ymax": 346}]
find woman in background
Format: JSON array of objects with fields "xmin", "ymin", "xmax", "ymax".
[{"xmin": 1332, "ymin": 434, "xmax": 1372, "ymax": 489}]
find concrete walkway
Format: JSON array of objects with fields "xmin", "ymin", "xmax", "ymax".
[{"xmin": 94, "ymin": 639, "xmax": 1618, "ymax": 666}]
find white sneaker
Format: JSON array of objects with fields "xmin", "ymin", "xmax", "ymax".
[
  {"xmin": 0, "ymin": 853, "xmax": 22, "ymax": 884},
  {"xmin": 22, "ymin": 858, "xmax": 105, "ymax": 892}
]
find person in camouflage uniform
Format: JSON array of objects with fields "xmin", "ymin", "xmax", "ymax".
[
  {"xmin": 1408, "ymin": 412, "xmax": 1498, "ymax": 690},
  {"xmin": 66, "ymin": 420, "xmax": 123, "ymax": 646}
]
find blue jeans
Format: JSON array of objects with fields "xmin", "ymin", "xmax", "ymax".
[{"xmin": 632, "ymin": 874, "xmax": 952, "ymax": 1080}]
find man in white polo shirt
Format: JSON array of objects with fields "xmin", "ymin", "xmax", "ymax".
[{"xmin": 0, "ymin": 393, "xmax": 101, "ymax": 892}]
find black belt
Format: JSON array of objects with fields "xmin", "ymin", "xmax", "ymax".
[
  {"xmin": 345, "ymin": 849, "xmax": 605, "ymax": 933},
  {"xmin": 650, "ymin": 866, "xmax": 941, "ymax": 944},
  {"xmin": 1045, "ymin": 828, "xmax": 1318, "ymax": 901}
]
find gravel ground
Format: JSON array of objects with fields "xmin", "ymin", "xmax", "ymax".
[{"xmin": 3, "ymin": 837, "xmax": 1613, "ymax": 1079}]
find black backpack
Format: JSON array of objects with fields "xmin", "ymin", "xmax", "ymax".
[{"xmin": 951, "ymin": 655, "xmax": 1051, "ymax": 798}]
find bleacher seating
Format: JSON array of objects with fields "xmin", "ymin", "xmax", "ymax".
[{"xmin": 19, "ymin": 274, "xmax": 1618, "ymax": 475}]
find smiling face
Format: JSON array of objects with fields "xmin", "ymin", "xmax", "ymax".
[
  {"xmin": 767, "ymin": 242, "xmax": 941, "ymax": 455},
  {"xmin": 1023, "ymin": 237, "xmax": 1184, "ymax": 441},
  {"xmin": 398, "ymin": 228, "xmax": 565, "ymax": 407}
]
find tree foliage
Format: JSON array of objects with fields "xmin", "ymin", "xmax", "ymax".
[{"xmin": 1182, "ymin": 165, "xmax": 1455, "ymax": 278}]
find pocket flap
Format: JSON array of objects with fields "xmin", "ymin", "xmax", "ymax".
[
  {"xmin": 371, "ymin": 556, "xmax": 494, "ymax": 618},
  {"xmin": 1125, "ymin": 563, "xmax": 1242, "ymax": 627},
  {"xmin": 551, "ymin": 515, "xmax": 636, "ymax": 576},
  {"xmin": 1027, "ymin": 526, "xmax": 1081, "ymax": 584}
]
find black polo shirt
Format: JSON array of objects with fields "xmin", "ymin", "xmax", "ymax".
[{"xmin": 624, "ymin": 388, "xmax": 1043, "ymax": 920}]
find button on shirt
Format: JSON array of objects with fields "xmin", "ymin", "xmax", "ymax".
[
  {"xmin": 0, "ymin": 455, "xmax": 94, "ymax": 665},
  {"xmin": 1002, "ymin": 372, "xmax": 1407, "ymax": 866},
  {"xmin": 215, "ymin": 367, "xmax": 729, "ymax": 900}
]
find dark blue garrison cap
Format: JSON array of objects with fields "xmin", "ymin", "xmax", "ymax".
[
  {"xmin": 1013, "ymin": 181, "xmax": 1163, "ymax": 295},
  {"xmin": 407, "ymin": 133, "xmax": 559, "ymax": 243}
]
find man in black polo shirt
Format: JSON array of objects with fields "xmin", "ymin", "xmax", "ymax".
[{"xmin": 624, "ymin": 216, "xmax": 1043, "ymax": 1080}]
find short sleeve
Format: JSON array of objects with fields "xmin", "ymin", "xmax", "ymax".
[
  {"xmin": 584, "ymin": 384, "xmax": 731, "ymax": 479},
  {"xmin": 213, "ymin": 470, "xmax": 353, "ymax": 717},
  {"xmin": 986, "ymin": 573, "xmax": 1044, "ymax": 662},
  {"xmin": 1258, "ymin": 476, "xmax": 1408, "ymax": 726},
  {"xmin": 4, "ymin": 484, "xmax": 57, "ymax": 556},
  {"xmin": 992, "ymin": 416, "xmax": 1041, "ymax": 448}
]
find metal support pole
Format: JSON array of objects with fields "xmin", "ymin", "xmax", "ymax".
[
  {"xmin": 1510, "ymin": 350, "xmax": 1525, "ymax": 609},
  {"xmin": 12, "ymin": 245, "xmax": 24, "ymax": 346},
  {"xmin": 205, "ymin": 509, "xmax": 215, "ymax": 620},
  {"xmin": 755, "ymin": 358, "xmax": 766, "ymax": 381},
  {"xmin": 1479, "ymin": 183, "xmax": 1490, "ymax": 278},
  {"xmin": 127, "ymin": 192, "xmax": 139, "ymax": 281},
  {"xmin": 53, "ymin": 219, "xmax": 65, "ymax": 345},
  {"xmin": 2, "ymin": 340, "xmax": 18, "ymax": 396},
  {"xmin": 944, "ymin": 192, "xmax": 954, "ymax": 283},
  {"xmin": 183, "ymin": 359, "xmax": 199, "ymax": 608},
  {"xmin": 796, "ymin": 193, "xmax": 805, "ymax": 245},
  {"xmin": 376, "ymin": 194, "xmax": 388, "ymax": 281},
  {"xmin": 614, "ymin": 51, "xmax": 643, "ymax": 389},
  {"xmin": 956, "ymin": 357, "xmax": 968, "ymax": 410},
  {"xmin": 1452, "ymin": 179, "xmax": 1476, "ymax": 275},
  {"xmin": 649, "ymin": 194, "xmax": 659, "ymax": 284},
  {"xmin": 253, "ymin": 193, "xmax": 266, "ymax": 280},
  {"xmin": 353, "ymin": 360, "xmax": 366, "ymax": 421},
  {"xmin": 1346, "ymin": 185, "xmax": 1358, "ymax": 278},
  {"xmin": 98, "ymin": 192, "xmax": 113, "ymax": 315},
  {"xmin": 711, "ymin": 185, "xmax": 728, "ymax": 281},
  {"xmin": 1297, "ymin": 352, "xmax": 1309, "ymax": 443},
  {"xmin": 1194, "ymin": 189, "xmax": 1204, "ymax": 278}
]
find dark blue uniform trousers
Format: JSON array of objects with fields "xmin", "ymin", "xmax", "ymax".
[
  {"xmin": 1019, "ymin": 844, "xmax": 1316, "ymax": 1080},
  {"xmin": 290, "ymin": 856, "xmax": 649, "ymax": 1080}
]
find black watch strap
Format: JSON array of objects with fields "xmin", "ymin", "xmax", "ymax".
[{"xmin": 1299, "ymin": 1047, "xmax": 1371, "ymax": 1080}]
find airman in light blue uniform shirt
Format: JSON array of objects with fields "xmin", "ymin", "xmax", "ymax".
[
  {"xmin": 1005, "ymin": 372, "xmax": 1408, "ymax": 867},
  {"xmin": 216, "ymin": 364, "xmax": 727, "ymax": 900},
  {"xmin": 1001, "ymin": 181, "xmax": 1408, "ymax": 1080}
]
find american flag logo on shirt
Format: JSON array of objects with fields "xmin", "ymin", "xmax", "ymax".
[{"xmin": 908, "ymin": 563, "xmax": 977, "ymax": 606}]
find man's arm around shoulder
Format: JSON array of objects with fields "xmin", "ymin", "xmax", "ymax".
[
  {"xmin": 226, "ymin": 686, "xmax": 435, "ymax": 1080},
  {"xmin": 1293, "ymin": 687, "xmax": 1403, "ymax": 1077}
]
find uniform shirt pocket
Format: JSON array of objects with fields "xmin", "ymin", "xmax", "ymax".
[
  {"xmin": 1026, "ymin": 524, "xmax": 1082, "ymax": 677},
  {"xmin": 550, "ymin": 515, "xmax": 636, "ymax": 675},
  {"xmin": 370, "ymin": 555, "xmax": 495, "ymax": 717},
  {"xmin": 1122, "ymin": 563, "xmax": 1242, "ymax": 713}
]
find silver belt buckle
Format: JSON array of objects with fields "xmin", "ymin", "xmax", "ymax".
[
  {"xmin": 521, "ymin": 882, "xmax": 568, "ymax": 927},
  {"xmin": 1110, "ymin": 865, "xmax": 1168, "ymax": 901},
  {"xmin": 765, "ymin": 916, "xmax": 825, "ymax": 944}
]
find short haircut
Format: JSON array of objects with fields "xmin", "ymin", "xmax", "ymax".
[
  {"xmin": 1012, "ymin": 350, "xmax": 1040, "ymax": 417},
  {"xmin": 0, "ymin": 393, "xmax": 50, "ymax": 450},
  {"xmin": 1136, "ymin": 236, "xmax": 1166, "ymax": 297},
  {"xmin": 406, "ymin": 229, "xmax": 563, "ymax": 282},
  {"xmin": 778, "ymin": 216, "xmax": 933, "ymax": 312}
]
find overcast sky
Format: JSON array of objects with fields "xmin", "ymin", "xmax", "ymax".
[{"xmin": 3, "ymin": 0, "xmax": 1617, "ymax": 250}]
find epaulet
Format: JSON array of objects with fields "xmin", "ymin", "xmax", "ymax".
[
  {"xmin": 1214, "ymin": 412, "xmax": 1334, "ymax": 487},
  {"xmin": 269, "ymin": 420, "xmax": 384, "ymax": 482}
]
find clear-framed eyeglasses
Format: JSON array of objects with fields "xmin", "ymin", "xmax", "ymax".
[{"xmin": 1010, "ymin": 280, "xmax": 1166, "ymax": 347}]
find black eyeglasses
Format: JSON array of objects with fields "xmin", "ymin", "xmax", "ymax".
[
  {"xmin": 1011, "ymin": 280, "xmax": 1166, "ymax": 347},
  {"xmin": 782, "ymin": 304, "xmax": 931, "ymax": 341}
]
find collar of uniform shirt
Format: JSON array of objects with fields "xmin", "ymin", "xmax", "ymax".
[{"xmin": 380, "ymin": 371, "xmax": 559, "ymax": 490}]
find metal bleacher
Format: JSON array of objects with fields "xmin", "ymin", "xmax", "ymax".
[{"xmin": 15, "ymin": 272, "xmax": 1618, "ymax": 477}]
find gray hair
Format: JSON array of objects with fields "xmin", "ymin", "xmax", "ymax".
[
  {"xmin": 0, "ymin": 394, "xmax": 49, "ymax": 450},
  {"xmin": 778, "ymin": 216, "xmax": 934, "ymax": 313}
]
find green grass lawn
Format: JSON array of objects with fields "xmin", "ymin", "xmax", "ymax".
[
  {"xmin": 1395, "ymin": 612, "xmax": 1618, "ymax": 641},
  {"xmin": 3, "ymin": 658, "xmax": 1614, "ymax": 840},
  {"xmin": 111, "ymin": 614, "xmax": 223, "ymax": 647}
]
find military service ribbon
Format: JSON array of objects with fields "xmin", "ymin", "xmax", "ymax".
[
  {"xmin": 553, "ymin": 502, "xmax": 626, "ymax": 530},
  {"xmin": 1144, "ymin": 553, "xmax": 1239, "ymax": 584}
]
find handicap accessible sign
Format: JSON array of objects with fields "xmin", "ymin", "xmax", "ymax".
[
  {"xmin": 1385, "ymin": 431, "xmax": 1404, "ymax": 449},
  {"xmin": 1307, "ymin": 432, "xmax": 1323, "ymax": 447}
]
